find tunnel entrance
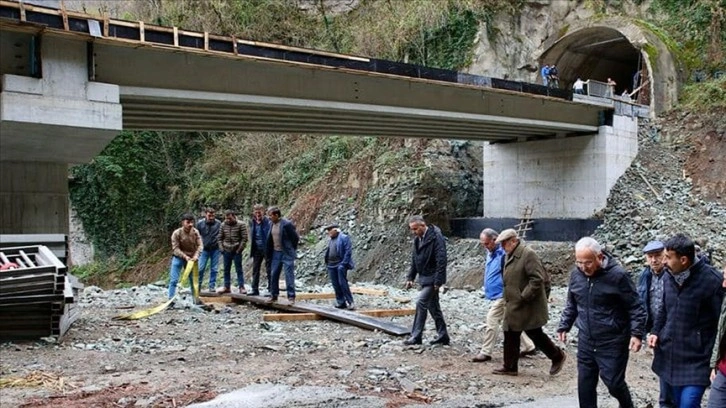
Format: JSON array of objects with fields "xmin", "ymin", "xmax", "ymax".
[{"xmin": 541, "ymin": 27, "xmax": 650, "ymax": 105}]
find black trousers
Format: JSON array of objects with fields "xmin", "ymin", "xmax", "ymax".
[
  {"xmin": 577, "ymin": 336, "xmax": 634, "ymax": 408},
  {"xmin": 410, "ymin": 284, "xmax": 448, "ymax": 341},
  {"xmin": 250, "ymin": 248, "xmax": 271, "ymax": 293},
  {"xmin": 503, "ymin": 327, "xmax": 561, "ymax": 371}
]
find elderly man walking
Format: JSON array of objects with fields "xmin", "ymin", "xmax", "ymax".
[
  {"xmin": 472, "ymin": 228, "xmax": 536, "ymax": 363},
  {"xmin": 648, "ymin": 234, "xmax": 723, "ymax": 407},
  {"xmin": 558, "ymin": 237, "xmax": 646, "ymax": 408},
  {"xmin": 492, "ymin": 229, "xmax": 565, "ymax": 376},
  {"xmin": 403, "ymin": 215, "xmax": 450, "ymax": 346}
]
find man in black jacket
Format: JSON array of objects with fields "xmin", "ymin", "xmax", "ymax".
[
  {"xmin": 403, "ymin": 215, "xmax": 449, "ymax": 346},
  {"xmin": 558, "ymin": 237, "xmax": 646, "ymax": 408}
]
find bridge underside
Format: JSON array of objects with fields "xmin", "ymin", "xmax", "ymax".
[{"xmin": 120, "ymin": 87, "xmax": 598, "ymax": 140}]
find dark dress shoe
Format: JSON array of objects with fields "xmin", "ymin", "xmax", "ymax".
[
  {"xmin": 403, "ymin": 338, "xmax": 422, "ymax": 346},
  {"xmin": 519, "ymin": 348, "xmax": 538, "ymax": 357},
  {"xmin": 429, "ymin": 335, "xmax": 450, "ymax": 346},
  {"xmin": 333, "ymin": 303, "xmax": 347, "ymax": 309},
  {"xmin": 471, "ymin": 354, "xmax": 492, "ymax": 363},
  {"xmin": 549, "ymin": 350, "xmax": 567, "ymax": 375},
  {"xmin": 492, "ymin": 367, "xmax": 518, "ymax": 376}
]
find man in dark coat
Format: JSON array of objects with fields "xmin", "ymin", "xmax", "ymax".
[
  {"xmin": 637, "ymin": 240, "xmax": 674, "ymax": 407},
  {"xmin": 196, "ymin": 208, "xmax": 221, "ymax": 292},
  {"xmin": 403, "ymin": 215, "xmax": 449, "ymax": 346},
  {"xmin": 493, "ymin": 229, "xmax": 565, "ymax": 377},
  {"xmin": 265, "ymin": 206, "xmax": 300, "ymax": 303},
  {"xmin": 648, "ymin": 233, "xmax": 723, "ymax": 407},
  {"xmin": 248, "ymin": 204, "xmax": 272, "ymax": 296},
  {"xmin": 558, "ymin": 237, "xmax": 646, "ymax": 408}
]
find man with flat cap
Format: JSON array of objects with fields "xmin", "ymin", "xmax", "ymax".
[
  {"xmin": 324, "ymin": 223, "xmax": 356, "ymax": 310},
  {"xmin": 493, "ymin": 228, "xmax": 565, "ymax": 376},
  {"xmin": 637, "ymin": 240, "xmax": 674, "ymax": 407}
]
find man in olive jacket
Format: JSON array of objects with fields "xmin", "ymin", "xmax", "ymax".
[
  {"xmin": 493, "ymin": 228, "xmax": 565, "ymax": 376},
  {"xmin": 403, "ymin": 215, "xmax": 449, "ymax": 346}
]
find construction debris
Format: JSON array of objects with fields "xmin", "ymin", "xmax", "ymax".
[
  {"xmin": 0, "ymin": 245, "xmax": 82, "ymax": 341},
  {"xmin": 231, "ymin": 293, "xmax": 410, "ymax": 336}
]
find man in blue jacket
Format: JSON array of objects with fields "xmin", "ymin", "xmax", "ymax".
[
  {"xmin": 265, "ymin": 206, "xmax": 300, "ymax": 304},
  {"xmin": 637, "ymin": 240, "xmax": 674, "ymax": 407},
  {"xmin": 403, "ymin": 215, "xmax": 449, "ymax": 346},
  {"xmin": 324, "ymin": 223, "xmax": 356, "ymax": 310},
  {"xmin": 540, "ymin": 64, "xmax": 550, "ymax": 86},
  {"xmin": 248, "ymin": 204, "xmax": 272, "ymax": 296},
  {"xmin": 196, "ymin": 208, "xmax": 221, "ymax": 292},
  {"xmin": 558, "ymin": 237, "xmax": 646, "ymax": 408},
  {"xmin": 647, "ymin": 234, "xmax": 723, "ymax": 407}
]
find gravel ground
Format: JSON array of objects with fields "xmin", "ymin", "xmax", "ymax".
[{"xmin": 0, "ymin": 282, "xmax": 670, "ymax": 407}]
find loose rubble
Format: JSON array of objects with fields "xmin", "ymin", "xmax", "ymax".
[{"xmin": 0, "ymin": 280, "xmax": 666, "ymax": 407}]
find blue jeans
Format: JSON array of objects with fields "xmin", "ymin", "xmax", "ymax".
[
  {"xmin": 221, "ymin": 250, "xmax": 244, "ymax": 289},
  {"xmin": 327, "ymin": 264, "xmax": 353, "ymax": 306},
  {"xmin": 270, "ymin": 251, "xmax": 295, "ymax": 299},
  {"xmin": 708, "ymin": 369, "xmax": 726, "ymax": 408},
  {"xmin": 198, "ymin": 248, "xmax": 219, "ymax": 289},
  {"xmin": 662, "ymin": 382, "xmax": 706, "ymax": 408},
  {"xmin": 168, "ymin": 256, "xmax": 194, "ymax": 299}
]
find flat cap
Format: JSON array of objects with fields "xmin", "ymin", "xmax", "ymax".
[
  {"xmin": 494, "ymin": 228, "xmax": 518, "ymax": 244},
  {"xmin": 323, "ymin": 223, "xmax": 339, "ymax": 231},
  {"xmin": 642, "ymin": 240, "xmax": 664, "ymax": 254}
]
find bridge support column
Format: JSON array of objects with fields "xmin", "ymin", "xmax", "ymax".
[
  {"xmin": 0, "ymin": 161, "xmax": 69, "ymax": 234},
  {"xmin": 0, "ymin": 36, "xmax": 121, "ymax": 235},
  {"xmin": 482, "ymin": 114, "xmax": 638, "ymax": 219}
]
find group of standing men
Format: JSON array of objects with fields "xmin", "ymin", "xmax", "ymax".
[
  {"xmin": 167, "ymin": 205, "xmax": 357, "ymax": 309},
  {"xmin": 471, "ymin": 227, "xmax": 724, "ymax": 408},
  {"xmin": 167, "ymin": 205, "xmax": 302, "ymax": 304}
]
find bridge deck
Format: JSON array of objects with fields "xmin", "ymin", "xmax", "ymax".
[{"xmin": 0, "ymin": 0, "xmax": 604, "ymax": 141}]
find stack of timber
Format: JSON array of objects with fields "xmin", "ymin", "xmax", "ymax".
[{"xmin": 0, "ymin": 245, "xmax": 83, "ymax": 341}]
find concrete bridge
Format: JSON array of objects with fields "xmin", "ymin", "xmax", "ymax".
[{"xmin": 0, "ymin": 0, "xmax": 643, "ymax": 239}]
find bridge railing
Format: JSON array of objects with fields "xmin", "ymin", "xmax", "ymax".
[{"xmin": 585, "ymin": 80, "xmax": 613, "ymax": 98}]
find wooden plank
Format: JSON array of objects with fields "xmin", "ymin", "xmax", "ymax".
[
  {"xmin": 263, "ymin": 308, "xmax": 415, "ymax": 322},
  {"xmin": 231, "ymin": 293, "xmax": 410, "ymax": 336},
  {"xmin": 281, "ymin": 292, "xmax": 335, "ymax": 300},
  {"xmin": 359, "ymin": 308, "xmax": 416, "ymax": 317},
  {"xmin": 263, "ymin": 313, "xmax": 322, "ymax": 321},
  {"xmin": 350, "ymin": 287, "xmax": 388, "ymax": 296}
]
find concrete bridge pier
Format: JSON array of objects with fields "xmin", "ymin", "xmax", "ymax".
[
  {"xmin": 0, "ymin": 35, "xmax": 122, "ymax": 234},
  {"xmin": 481, "ymin": 113, "xmax": 638, "ymax": 229}
]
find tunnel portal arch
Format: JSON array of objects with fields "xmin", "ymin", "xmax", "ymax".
[{"xmin": 540, "ymin": 21, "xmax": 679, "ymax": 114}]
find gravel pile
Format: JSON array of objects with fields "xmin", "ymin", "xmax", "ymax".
[{"xmin": 593, "ymin": 119, "xmax": 726, "ymax": 270}]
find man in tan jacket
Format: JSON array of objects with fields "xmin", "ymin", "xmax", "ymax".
[
  {"xmin": 168, "ymin": 213, "xmax": 202, "ymax": 299},
  {"xmin": 492, "ymin": 228, "xmax": 566, "ymax": 377}
]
